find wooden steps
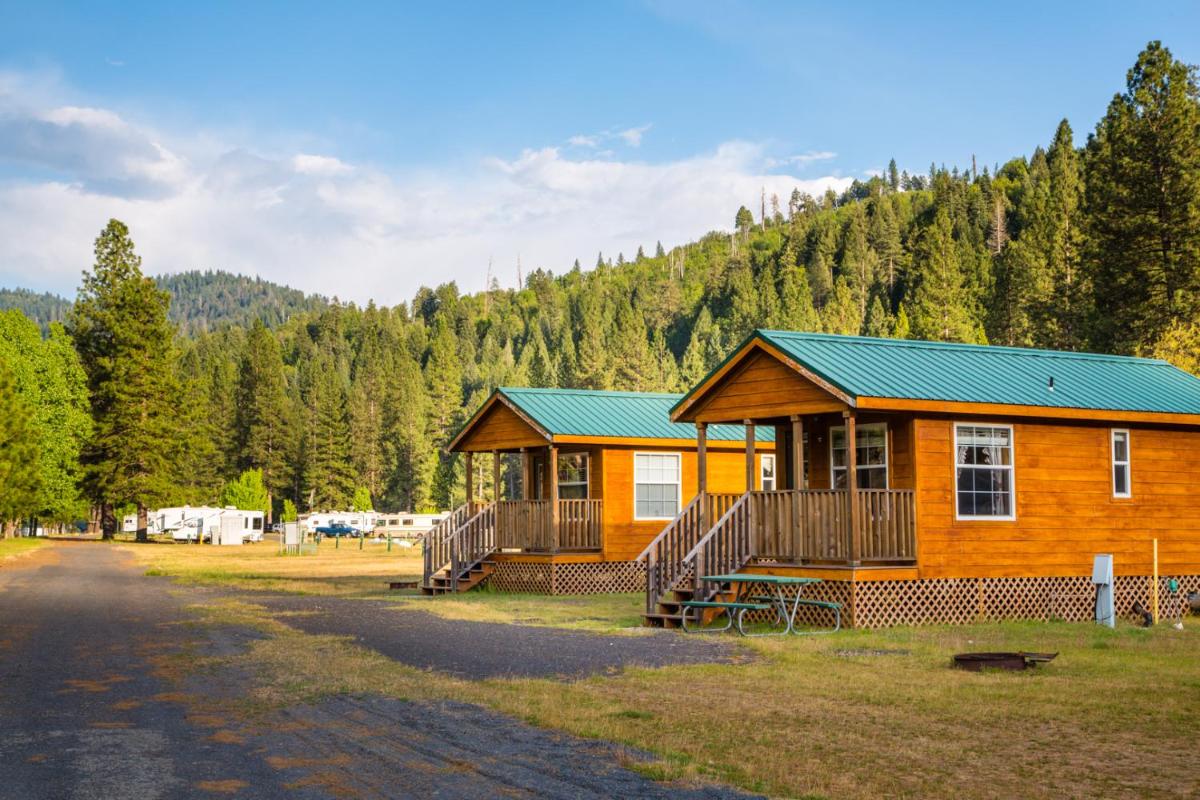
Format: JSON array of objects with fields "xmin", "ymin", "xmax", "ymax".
[
  {"xmin": 643, "ymin": 585, "xmax": 737, "ymax": 629},
  {"xmin": 420, "ymin": 559, "xmax": 496, "ymax": 595}
]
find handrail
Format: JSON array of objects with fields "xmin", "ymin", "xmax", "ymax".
[
  {"xmin": 642, "ymin": 492, "xmax": 744, "ymax": 614},
  {"xmin": 684, "ymin": 492, "xmax": 754, "ymax": 600},
  {"xmin": 448, "ymin": 503, "xmax": 497, "ymax": 592},
  {"xmin": 421, "ymin": 503, "xmax": 474, "ymax": 588}
]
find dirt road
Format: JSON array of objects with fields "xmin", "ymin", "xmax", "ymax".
[{"xmin": 0, "ymin": 543, "xmax": 755, "ymax": 799}]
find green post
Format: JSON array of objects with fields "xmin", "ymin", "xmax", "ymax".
[
  {"xmin": 359, "ymin": 532, "xmax": 364, "ymax": 550},
  {"xmin": 335, "ymin": 535, "xmax": 339, "ymax": 550},
  {"xmin": 387, "ymin": 535, "xmax": 392, "ymax": 552}
]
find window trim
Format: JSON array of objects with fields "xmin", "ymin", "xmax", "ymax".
[
  {"xmin": 829, "ymin": 422, "xmax": 890, "ymax": 490},
  {"xmin": 1111, "ymin": 428, "xmax": 1131, "ymax": 499},
  {"xmin": 760, "ymin": 453, "xmax": 776, "ymax": 492},
  {"xmin": 632, "ymin": 451, "xmax": 683, "ymax": 521},
  {"xmin": 953, "ymin": 422, "xmax": 1017, "ymax": 522},
  {"xmin": 557, "ymin": 451, "xmax": 590, "ymax": 500}
]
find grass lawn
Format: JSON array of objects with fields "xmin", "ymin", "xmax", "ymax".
[
  {"xmin": 0, "ymin": 537, "xmax": 49, "ymax": 563},
  {"xmin": 153, "ymin": 544, "xmax": 1200, "ymax": 799},
  {"xmin": 122, "ymin": 538, "xmax": 423, "ymax": 596}
]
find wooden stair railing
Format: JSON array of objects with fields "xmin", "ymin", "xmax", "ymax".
[
  {"xmin": 447, "ymin": 503, "xmax": 497, "ymax": 593},
  {"xmin": 687, "ymin": 492, "xmax": 755, "ymax": 602},
  {"xmin": 421, "ymin": 503, "xmax": 474, "ymax": 589},
  {"xmin": 638, "ymin": 492, "xmax": 742, "ymax": 616}
]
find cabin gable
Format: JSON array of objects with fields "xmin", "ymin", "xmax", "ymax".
[
  {"xmin": 455, "ymin": 399, "xmax": 549, "ymax": 452},
  {"xmin": 690, "ymin": 346, "xmax": 848, "ymax": 423}
]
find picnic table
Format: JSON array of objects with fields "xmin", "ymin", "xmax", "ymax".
[{"xmin": 680, "ymin": 573, "xmax": 841, "ymax": 636}]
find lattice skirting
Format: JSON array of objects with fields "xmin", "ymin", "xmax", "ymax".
[
  {"xmin": 488, "ymin": 561, "xmax": 646, "ymax": 595},
  {"xmin": 737, "ymin": 574, "xmax": 1200, "ymax": 629}
]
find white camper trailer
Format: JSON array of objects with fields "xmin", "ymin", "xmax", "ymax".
[
  {"xmin": 372, "ymin": 512, "xmax": 448, "ymax": 539},
  {"xmin": 160, "ymin": 506, "xmax": 265, "ymax": 543},
  {"xmin": 300, "ymin": 511, "xmax": 377, "ymax": 535}
]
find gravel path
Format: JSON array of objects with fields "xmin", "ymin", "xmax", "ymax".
[
  {"xmin": 0, "ymin": 543, "xmax": 758, "ymax": 799},
  {"xmin": 250, "ymin": 593, "xmax": 741, "ymax": 680}
]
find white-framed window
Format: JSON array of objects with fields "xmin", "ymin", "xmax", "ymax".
[
  {"xmin": 634, "ymin": 452, "xmax": 681, "ymax": 520},
  {"xmin": 954, "ymin": 424, "xmax": 1015, "ymax": 520},
  {"xmin": 557, "ymin": 452, "xmax": 589, "ymax": 500},
  {"xmin": 830, "ymin": 423, "xmax": 888, "ymax": 489},
  {"xmin": 1111, "ymin": 429, "xmax": 1131, "ymax": 498},
  {"xmin": 761, "ymin": 454, "xmax": 776, "ymax": 491}
]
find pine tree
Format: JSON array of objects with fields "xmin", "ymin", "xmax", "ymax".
[
  {"xmin": 1086, "ymin": 41, "xmax": 1200, "ymax": 353},
  {"xmin": 908, "ymin": 210, "xmax": 977, "ymax": 342},
  {"xmin": 887, "ymin": 158, "xmax": 900, "ymax": 192},
  {"xmin": 610, "ymin": 302, "xmax": 656, "ymax": 391},
  {"xmin": 382, "ymin": 349, "xmax": 433, "ymax": 512},
  {"xmin": 822, "ymin": 277, "xmax": 863, "ymax": 335},
  {"xmin": 840, "ymin": 205, "xmax": 879, "ymax": 317},
  {"xmin": 777, "ymin": 265, "xmax": 821, "ymax": 331},
  {"xmin": 304, "ymin": 352, "xmax": 356, "ymax": 510},
  {"xmin": 574, "ymin": 291, "xmax": 611, "ymax": 389},
  {"xmin": 235, "ymin": 319, "xmax": 292, "ymax": 514},
  {"xmin": 69, "ymin": 220, "xmax": 180, "ymax": 539}
]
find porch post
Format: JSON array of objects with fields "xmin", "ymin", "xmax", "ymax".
[
  {"xmin": 465, "ymin": 451, "xmax": 474, "ymax": 511},
  {"xmin": 521, "ymin": 447, "xmax": 531, "ymax": 500},
  {"xmin": 791, "ymin": 415, "xmax": 805, "ymax": 490},
  {"xmin": 549, "ymin": 445, "xmax": 560, "ymax": 552},
  {"xmin": 492, "ymin": 450, "xmax": 501, "ymax": 501},
  {"xmin": 791, "ymin": 415, "xmax": 805, "ymax": 560},
  {"xmin": 845, "ymin": 410, "xmax": 860, "ymax": 565},
  {"xmin": 696, "ymin": 422, "xmax": 708, "ymax": 532},
  {"xmin": 744, "ymin": 420, "xmax": 756, "ymax": 492},
  {"xmin": 773, "ymin": 424, "xmax": 788, "ymax": 490}
]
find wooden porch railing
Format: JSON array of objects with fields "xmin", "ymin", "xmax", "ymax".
[
  {"xmin": 689, "ymin": 493, "xmax": 755, "ymax": 597},
  {"xmin": 421, "ymin": 503, "xmax": 476, "ymax": 588},
  {"xmin": 448, "ymin": 503, "xmax": 497, "ymax": 592},
  {"xmin": 639, "ymin": 492, "xmax": 742, "ymax": 615},
  {"xmin": 855, "ymin": 489, "xmax": 916, "ymax": 561},
  {"xmin": 556, "ymin": 499, "xmax": 602, "ymax": 551},
  {"xmin": 495, "ymin": 499, "xmax": 603, "ymax": 552},
  {"xmin": 642, "ymin": 488, "xmax": 917, "ymax": 616}
]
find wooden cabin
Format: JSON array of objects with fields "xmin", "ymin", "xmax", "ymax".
[
  {"xmin": 421, "ymin": 388, "xmax": 773, "ymax": 594},
  {"xmin": 642, "ymin": 331, "xmax": 1200, "ymax": 628}
]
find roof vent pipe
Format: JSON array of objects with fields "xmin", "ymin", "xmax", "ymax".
[{"xmin": 1048, "ymin": 376, "xmax": 1055, "ymax": 392}]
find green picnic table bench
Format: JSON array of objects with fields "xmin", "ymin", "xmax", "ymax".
[
  {"xmin": 688, "ymin": 574, "xmax": 842, "ymax": 636},
  {"xmin": 678, "ymin": 599, "xmax": 774, "ymax": 635}
]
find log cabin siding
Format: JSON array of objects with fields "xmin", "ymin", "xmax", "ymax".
[
  {"xmin": 692, "ymin": 350, "xmax": 846, "ymax": 423},
  {"xmin": 599, "ymin": 445, "xmax": 766, "ymax": 561},
  {"xmin": 914, "ymin": 417, "xmax": 1200, "ymax": 578},
  {"xmin": 457, "ymin": 402, "xmax": 548, "ymax": 451}
]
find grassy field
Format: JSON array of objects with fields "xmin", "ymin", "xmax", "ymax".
[
  {"xmin": 0, "ymin": 537, "xmax": 49, "ymax": 563},
  {"xmin": 136, "ymin": 541, "xmax": 1200, "ymax": 799},
  {"xmin": 124, "ymin": 538, "xmax": 423, "ymax": 596},
  {"xmin": 0, "ymin": 537, "xmax": 51, "ymax": 563}
]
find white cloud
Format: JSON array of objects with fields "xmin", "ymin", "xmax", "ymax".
[
  {"xmin": 765, "ymin": 150, "xmax": 837, "ymax": 169},
  {"xmin": 291, "ymin": 153, "xmax": 353, "ymax": 177},
  {"xmin": 0, "ymin": 75, "xmax": 852, "ymax": 305},
  {"xmin": 618, "ymin": 124, "xmax": 651, "ymax": 147}
]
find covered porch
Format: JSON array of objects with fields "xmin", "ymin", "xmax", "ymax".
[
  {"xmin": 691, "ymin": 410, "xmax": 917, "ymax": 568},
  {"xmin": 463, "ymin": 447, "xmax": 603, "ymax": 554}
]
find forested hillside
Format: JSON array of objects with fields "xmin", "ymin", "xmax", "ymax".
[
  {"xmin": 0, "ymin": 272, "xmax": 328, "ymax": 335},
  {"xmin": 0, "ymin": 41, "xmax": 1197, "ymax": 531}
]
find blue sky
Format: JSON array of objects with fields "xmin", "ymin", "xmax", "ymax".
[{"xmin": 0, "ymin": 1, "xmax": 1197, "ymax": 303}]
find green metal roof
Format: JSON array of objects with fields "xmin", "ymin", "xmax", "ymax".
[
  {"xmin": 495, "ymin": 387, "xmax": 773, "ymax": 442},
  {"xmin": 675, "ymin": 331, "xmax": 1200, "ymax": 417}
]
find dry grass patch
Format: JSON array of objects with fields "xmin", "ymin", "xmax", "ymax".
[
  {"xmin": 394, "ymin": 591, "xmax": 645, "ymax": 633},
  {"xmin": 122, "ymin": 539, "xmax": 423, "ymax": 597},
  {"xmin": 0, "ymin": 537, "xmax": 50, "ymax": 564},
  {"xmin": 185, "ymin": 596, "xmax": 1200, "ymax": 799}
]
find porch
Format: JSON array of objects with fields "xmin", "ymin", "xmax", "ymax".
[
  {"xmin": 641, "ymin": 406, "xmax": 919, "ymax": 624},
  {"xmin": 422, "ymin": 446, "xmax": 602, "ymax": 594}
]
